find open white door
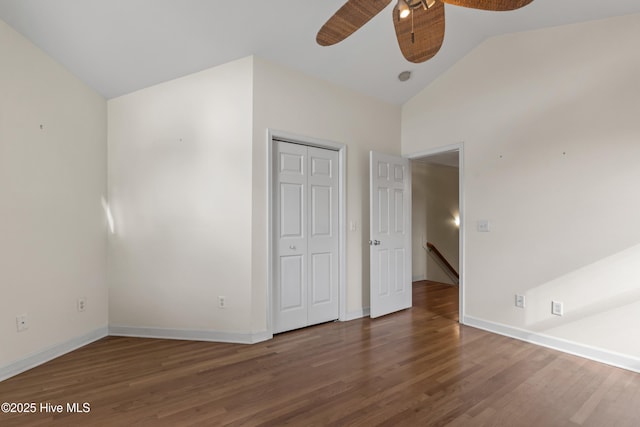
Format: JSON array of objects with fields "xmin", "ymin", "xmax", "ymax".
[{"xmin": 369, "ymin": 151, "xmax": 411, "ymax": 318}]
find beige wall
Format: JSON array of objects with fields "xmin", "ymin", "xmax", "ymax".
[
  {"xmin": 107, "ymin": 57, "xmax": 255, "ymax": 337},
  {"xmin": 402, "ymin": 14, "xmax": 640, "ymax": 359},
  {"xmin": 252, "ymin": 57, "xmax": 401, "ymax": 327},
  {"xmin": 0, "ymin": 20, "xmax": 108, "ymax": 372},
  {"xmin": 411, "ymin": 162, "xmax": 429, "ymax": 281}
]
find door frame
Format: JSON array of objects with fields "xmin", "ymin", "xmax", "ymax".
[
  {"xmin": 407, "ymin": 142, "xmax": 465, "ymax": 324},
  {"xmin": 267, "ymin": 129, "xmax": 347, "ymax": 335}
]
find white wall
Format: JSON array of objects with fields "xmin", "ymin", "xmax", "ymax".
[
  {"xmin": 402, "ymin": 14, "xmax": 640, "ymax": 360},
  {"xmin": 107, "ymin": 57, "xmax": 255, "ymax": 338},
  {"xmin": 251, "ymin": 57, "xmax": 401, "ymax": 326},
  {"xmin": 0, "ymin": 20, "xmax": 107, "ymax": 372}
]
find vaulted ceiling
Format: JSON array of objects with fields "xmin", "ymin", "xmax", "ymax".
[{"xmin": 1, "ymin": 0, "xmax": 639, "ymax": 104}]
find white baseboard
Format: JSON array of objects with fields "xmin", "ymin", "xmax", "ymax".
[
  {"xmin": 108, "ymin": 325, "xmax": 272, "ymax": 344},
  {"xmin": 412, "ymin": 274, "xmax": 426, "ymax": 282},
  {"xmin": 342, "ymin": 307, "xmax": 370, "ymax": 321},
  {"xmin": 463, "ymin": 315, "xmax": 640, "ymax": 374},
  {"xmin": 0, "ymin": 327, "xmax": 108, "ymax": 382},
  {"xmin": 7, "ymin": 316, "xmax": 637, "ymax": 384}
]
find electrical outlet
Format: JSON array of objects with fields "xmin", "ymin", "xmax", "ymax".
[
  {"xmin": 16, "ymin": 314, "xmax": 28, "ymax": 332},
  {"xmin": 77, "ymin": 297, "xmax": 86, "ymax": 312},
  {"xmin": 515, "ymin": 294, "xmax": 525, "ymax": 308},
  {"xmin": 218, "ymin": 296, "xmax": 226, "ymax": 309},
  {"xmin": 551, "ymin": 300, "xmax": 564, "ymax": 316}
]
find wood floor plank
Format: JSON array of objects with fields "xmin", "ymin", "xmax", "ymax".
[{"xmin": 1, "ymin": 281, "xmax": 639, "ymax": 426}]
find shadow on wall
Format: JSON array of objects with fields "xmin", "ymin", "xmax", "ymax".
[{"xmin": 522, "ymin": 242, "xmax": 640, "ymax": 355}]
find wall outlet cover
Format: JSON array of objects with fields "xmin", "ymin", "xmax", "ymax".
[
  {"xmin": 552, "ymin": 300, "xmax": 564, "ymax": 316},
  {"xmin": 16, "ymin": 314, "xmax": 29, "ymax": 332}
]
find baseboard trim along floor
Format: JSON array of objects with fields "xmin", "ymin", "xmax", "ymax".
[
  {"xmin": 108, "ymin": 325, "xmax": 271, "ymax": 345},
  {"xmin": 0, "ymin": 327, "xmax": 108, "ymax": 382},
  {"xmin": 464, "ymin": 315, "xmax": 640, "ymax": 374}
]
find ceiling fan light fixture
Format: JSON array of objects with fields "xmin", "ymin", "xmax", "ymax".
[
  {"xmin": 425, "ymin": 0, "xmax": 436, "ymax": 8},
  {"xmin": 398, "ymin": 0, "xmax": 410, "ymax": 19}
]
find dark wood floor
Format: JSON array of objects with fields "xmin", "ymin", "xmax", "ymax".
[{"xmin": 1, "ymin": 281, "xmax": 639, "ymax": 426}]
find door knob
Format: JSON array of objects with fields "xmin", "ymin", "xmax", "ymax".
[
  {"xmin": 289, "ymin": 245, "xmax": 296, "ymax": 250},
  {"xmin": 369, "ymin": 240, "xmax": 381, "ymax": 246}
]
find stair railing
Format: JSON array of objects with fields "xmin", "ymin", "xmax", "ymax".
[{"xmin": 423, "ymin": 241, "xmax": 459, "ymax": 285}]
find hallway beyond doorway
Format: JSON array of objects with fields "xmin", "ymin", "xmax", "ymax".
[{"xmin": 413, "ymin": 280, "xmax": 459, "ymax": 322}]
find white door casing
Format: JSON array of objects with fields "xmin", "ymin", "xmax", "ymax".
[
  {"xmin": 370, "ymin": 151, "xmax": 412, "ymax": 318},
  {"xmin": 274, "ymin": 141, "xmax": 339, "ymax": 333}
]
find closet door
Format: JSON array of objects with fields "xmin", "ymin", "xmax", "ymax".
[
  {"xmin": 307, "ymin": 146, "xmax": 339, "ymax": 326},
  {"xmin": 274, "ymin": 141, "xmax": 339, "ymax": 333},
  {"xmin": 275, "ymin": 142, "xmax": 308, "ymax": 333}
]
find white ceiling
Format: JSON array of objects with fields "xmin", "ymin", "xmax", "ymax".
[{"xmin": 1, "ymin": 0, "xmax": 639, "ymax": 105}]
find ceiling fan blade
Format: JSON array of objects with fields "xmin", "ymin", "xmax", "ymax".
[
  {"xmin": 440, "ymin": 0, "xmax": 534, "ymax": 11},
  {"xmin": 317, "ymin": 0, "xmax": 392, "ymax": 46},
  {"xmin": 393, "ymin": 2, "xmax": 445, "ymax": 63}
]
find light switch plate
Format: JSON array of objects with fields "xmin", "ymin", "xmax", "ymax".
[{"xmin": 477, "ymin": 220, "xmax": 490, "ymax": 232}]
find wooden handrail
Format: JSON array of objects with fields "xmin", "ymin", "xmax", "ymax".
[{"xmin": 426, "ymin": 242, "xmax": 459, "ymax": 280}]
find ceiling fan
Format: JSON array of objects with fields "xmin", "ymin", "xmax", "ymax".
[{"xmin": 317, "ymin": 0, "xmax": 534, "ymax": 63}]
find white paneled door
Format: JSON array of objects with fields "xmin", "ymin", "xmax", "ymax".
[
  {"xmin": 274, "ymin": 141, "xmax": 339, "ymax": 333},
  {"xmin": 370, "ymin": 151, "xmax": 411, "ymax": 318}
]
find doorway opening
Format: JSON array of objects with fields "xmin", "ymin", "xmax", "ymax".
[{"xmin": 409, "ymin": 145, "xmax": 463, "ymax": 322}]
